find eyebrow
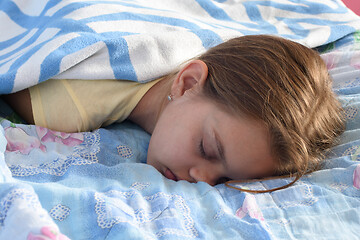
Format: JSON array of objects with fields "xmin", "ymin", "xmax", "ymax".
[{"xmin": 214, "ymin": 130, "xmax": 226, "ymax": 167}]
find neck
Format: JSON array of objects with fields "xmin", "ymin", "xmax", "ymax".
[{"xmin": 128, "ymin": 77, "xmax": 171, "ymax": 133}]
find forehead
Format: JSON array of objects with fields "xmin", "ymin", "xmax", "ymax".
[{"xmin": 212, "ymin": 110, "xmax": 276, "ymax": 179}]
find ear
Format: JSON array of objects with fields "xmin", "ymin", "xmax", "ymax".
[{"xmin": 171, "ymin": 60, "xmax": 208, "ymax": 99}]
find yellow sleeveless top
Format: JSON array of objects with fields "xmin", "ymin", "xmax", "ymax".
[{"xmin": 29, "ymin": 78, "xmax": 160, "ymax": 132}]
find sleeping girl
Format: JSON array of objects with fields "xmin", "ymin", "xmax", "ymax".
[{"xmin": 2, "ymin": 35, "xmax": 346, "ymax": 192}]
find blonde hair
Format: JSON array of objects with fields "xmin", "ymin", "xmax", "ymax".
[{"xmin": 195, "ymin": 35, "xmax": 345, "ymax": 193}]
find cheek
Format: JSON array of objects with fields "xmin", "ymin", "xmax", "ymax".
[
  {"xmin": 146, "ymin": 133, "xmax": 165, "ymax": 165},
  {"xmin": 147, "ymin": 127, "xmax": 178, "ymax": 164},
  {"xmin": 148, "ymin": 127, "xmax": 195, "ymax": 167},
  {"xmin": 147, "ymin": 104, "xmax": 202, "ymax": 167}
]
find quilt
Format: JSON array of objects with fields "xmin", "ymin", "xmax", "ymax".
[
  {"xmin": 0, "ymin": 0, "xmax": 360, "ymax": 239},
  {"xmin": 1, "ymin": 0, "xmax": 360, "ymax": 93}
]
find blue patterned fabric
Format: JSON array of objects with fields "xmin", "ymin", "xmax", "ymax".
[
  {"xmin": 1, "ymin": 0, "xmax": 360, "ymax": 93},
  {"xmin": 1, "ymin": 1, "xmax": 360, "ymax": 239},
  {"xmin": 1, "ymin": 34, "xmax": 360, "ymax": 239}
]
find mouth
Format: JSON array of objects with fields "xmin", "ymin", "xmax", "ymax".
[{"xmin": 164, "ymin": 168, "xmax": 178, "ymax": 181}]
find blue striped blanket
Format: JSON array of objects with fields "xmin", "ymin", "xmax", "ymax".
[
  {"xmin": 1, "ymin": 0, "xmax": 360, "ymax": 94},
  {"xmin": 1, "ymin": 1, "xmax": 360, "ymax": 240}
]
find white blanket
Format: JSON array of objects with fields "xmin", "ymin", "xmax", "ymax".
[{"xmin": 0, "ymin": 0, "xmax": 360, "ymax": 94}]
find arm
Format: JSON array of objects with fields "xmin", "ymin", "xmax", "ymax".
[{"xmin": 2, "ymin": 89, "xmax": 35, "ymax": 124}]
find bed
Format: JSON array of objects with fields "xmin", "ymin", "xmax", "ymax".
[{"xmin": 0, "ymin": 0, "xmax": 360, "ymax": 239}]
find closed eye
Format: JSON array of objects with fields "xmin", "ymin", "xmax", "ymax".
[
  {"xmin": 199, "ymin": 139, "xmax": 211, "ymax": 160},
  {"xmin": 199, "ymin": 139, "xmax": 206, "ymax": 158}
]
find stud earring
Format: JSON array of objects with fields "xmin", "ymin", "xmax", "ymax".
[{"xmin": 167, "ymin": 94, "xmax": 173, "ymax": 101}]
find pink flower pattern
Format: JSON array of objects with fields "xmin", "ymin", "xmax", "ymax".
[
  {"xmin": 322, "ymin": 52, "xmax": 341, "ymax": 70},
  {"xmin": 4, "ymin": 126, "xmax": 84, "ymax": 155},
  {"xmin": 27, "ymin": 226, "xmax": 70, "ymax": 240},
  {"xmin": 5, "ymin": 127, "xmax": 46, "ymax": 154},
  {"xmin": 353, "ymin": 164, "xmax": 360, "ymax": 189},
  {"xmin": 36, "ymin": 126, "xmax": 84, "ymax": 147},
  {"xmin": 235, "ymin": 194, "xmax": 264, "ymax": 221},
  {"xmin": 350, "ymin": 52, "xmax": 360, "ymax": 69}
]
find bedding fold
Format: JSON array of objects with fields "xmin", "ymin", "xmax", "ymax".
[{"xmin": 1, "ymin": 1, "xmax": 360, "ymax": 239}]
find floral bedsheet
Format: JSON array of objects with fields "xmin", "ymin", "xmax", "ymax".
[
  {"xmin": 1, "ymin": 0, "xmax": 360, "ymax": 238},
  {"xmin": 0, "ymin": 33, "xmax": 360, "ymax": 240}
]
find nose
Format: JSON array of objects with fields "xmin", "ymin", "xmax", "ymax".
[{"xmin": 189, "ymin": 164, "xmax": 221, "ymax": 186}]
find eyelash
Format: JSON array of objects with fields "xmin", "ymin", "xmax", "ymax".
[
  {"xmin": 199, "ymin": 139, "xmax": 207, "ymax": 159},
  {"xmin": 199, "ymin": 140, "xmax": 231, "ymax": 184}
]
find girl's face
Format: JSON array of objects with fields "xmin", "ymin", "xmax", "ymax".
[{"xmin": 147, "ymin": 92, "xmax": 276, "ymax": 186}]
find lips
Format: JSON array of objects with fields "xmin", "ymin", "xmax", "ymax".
[{"xmin": 164, "ymin": 168, "xmax": 178, "ymax": 181}]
